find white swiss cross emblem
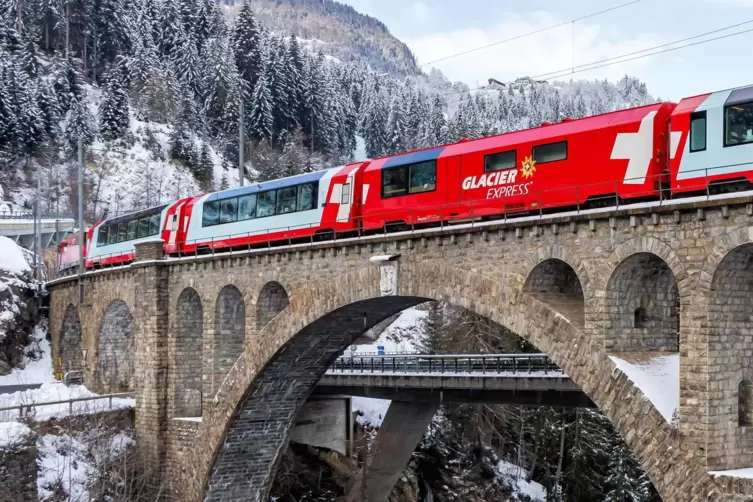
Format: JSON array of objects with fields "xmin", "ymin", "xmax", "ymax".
[{"xmin": 610, "ymin": 110, "xmax": 656, "ymax": 185}]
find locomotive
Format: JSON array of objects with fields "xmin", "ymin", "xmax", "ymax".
[{"xmin": 57, "ymin": 83, "xmax": 753, "ymax": 272}]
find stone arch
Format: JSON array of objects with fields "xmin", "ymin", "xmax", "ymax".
[
  {"xmin": 212, "ymin": 285, "xmax": 246, "ymax": 396},
  {"xmin": 604, "ymin": 252, "xmax": 680, "ymax": 352},
  {"xmin": 174, "ymin": 288, "xmax": 203, "ymax": 418},
  {"xmin": 59, "ymin": 304, "xmax": 83, "ymax": 376},
  {"xmin": 256, "ymin": 281, "xmax": 289, "ymax": 330},
  {"xmin": 523, "ymin": 258, "xmax": 585, "ymax": 328},
  {"xmin": 96, "ymin": 300, "xmax": 134, "ymax": 391},
  {"xmin": 185, "ymin": 263, "xmax": 718, "ymax": 502},
  {"xmin": 704, "ymin": 240, "xmax": 753, "ymax": 467}
]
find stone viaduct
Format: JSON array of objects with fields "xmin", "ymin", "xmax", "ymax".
[{"xmin": 46, "ymin": 194, "xmax": 753, "ymax": 501}]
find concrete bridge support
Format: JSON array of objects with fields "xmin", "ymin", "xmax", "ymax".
[{"xmin": 346, "ymin": 399, "xmax": 440, "ymax": 502}]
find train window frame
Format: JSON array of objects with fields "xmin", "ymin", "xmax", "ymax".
[
  {"xmin": 276, "ymin": 187, "xmax": 298, "ymax": 215},
  {"xmin": 238, "ymin": 194, "xmax": 257, "ymax": 221},
  {"xmin": 381, "ymin": 160, "xmax": 437, "ymax": 199},
  {"xmin": 219, "ymin": 197, "xmax": 238, "ymax": 224},
  {"xmin": 341, "ymin": 183, "xmax": 351, "ymax": 204},
  {"xmin": 203, "ymin": 200, "xmax": 220, "ymax": 227},
  {"xmin": 256, "ymin": 190, "xmax": 277, "ymax": 218},
  {"xmin": 148, "ymin": 214, "xmax": 161, "ymax": 236},
  {"xmin": 107, "ymin": 225, "xmax": 117, "ymax": 245},
  {"xmin": 689, "ymin": 111, "xmax": 707, "ymax": 152},
  {"xmin": 724, "ymin": 101, "xmax": 753, "ymax": 148},
  {"xmin": 484, "ymin": 150, "xmax": 517, "ymax": 172},
  {"xmin": 298, "ymin": 182, "xmax": 317, "ymax": 211},
  {"xmin": 532, "ymin": 141, "xmax": 568, "ymax": 164},
  {"xmin": 97, "ymin": 226, "xmax": 108, "ymax": 246},
  {"xmin": 136, "ymin": 217, "xmax": 150, "ymax": 239}
]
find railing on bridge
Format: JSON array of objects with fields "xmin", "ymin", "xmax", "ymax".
[
  {"xmin": 327, "ymin": 353, "xmax": 561, "ymax": 375},
  {"xmin": 0, "ymin": 210, "xmax": 75, "ymax": 220},
  {"xmin": 0, "ymin": 392, "xmax": 134, "ymax": 419}
]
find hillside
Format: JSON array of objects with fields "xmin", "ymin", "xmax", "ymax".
[{"xmin": 218, "ymin": 0, "xmax": 420, "ymax": 76}]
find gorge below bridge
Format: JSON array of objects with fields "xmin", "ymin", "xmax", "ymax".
[{"xmin": 46, "ymin": 193, "xmax": 753, "ymax": 501}]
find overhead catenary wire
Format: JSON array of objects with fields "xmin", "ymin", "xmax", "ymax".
[
  {"xmin": 420, "ymin": 0, "xmax": 642, "ymax": 67},
  {"xmin": 441, "ymin": 20, "xmax": 753, "ymax": 107}
]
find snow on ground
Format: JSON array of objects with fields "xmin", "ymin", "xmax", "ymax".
[
  {"xmin": 609, "ymin": 353, "xmax": 679, "ymax": 424},
  {"xmin": 709, "ymin": 467, "xmax": 753, "ymax": 479},
  {"xmin": 352, "ymin": 396, "xmax": 390, "ymax": 427},
  {"xmin": 497, "ymin": 459, "xmax": 547, "ymax": 501},
  {"xmin": 0, "ymin": 420, "xmax": 31, "ymax": 447},
  {"xmin": 37, "ymin": 434, "xmax": 90, "ymax": 501},
  {"xmin": 0, "ymin": 236, "xmax": 31, "ymax": 274},
  {"xmin": 0, "ymin": 322, "xmax": 54, "ymax": 386},
  {"xmin": 0, "ymin": 382, "xmax": 135, "ymax": 422}
]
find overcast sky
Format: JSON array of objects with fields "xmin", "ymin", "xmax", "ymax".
[{"xmin": 339, "ymin": 0, "xmax": 753, "ymax": 101}]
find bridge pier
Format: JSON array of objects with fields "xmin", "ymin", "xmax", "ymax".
[
  {"xmin": 346, "ymin": 398, "xmax": 440, "ymax": 502},
  {"xmin": 132, "ymin": 240, "xmax": 170, "ymax": 484}
]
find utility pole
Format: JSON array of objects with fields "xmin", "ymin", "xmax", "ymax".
[
  {"xmin": 239, "ymin": 99, "xmax": 244, "ymax": 187},
  {"xmin": 310, "ymin": 115, "xmax": 314, "ymax": 155},
  {"xmin": 33, "ymin": 158, "xmax": 40, "ymax": 281},
  {"xmin": 77, "ymin": 137, "xmax": 84, "ymax": 305}
]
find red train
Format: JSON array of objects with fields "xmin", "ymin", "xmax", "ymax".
[{"xmin": 58, "ymin": 83, "xmax": 753, "ymax": 272}]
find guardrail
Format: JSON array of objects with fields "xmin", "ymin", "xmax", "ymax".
[
  {"xmin": 0, "ymin": 392, "xmax": 134, "ymax": 419},
  {"xmin": 0, "ymin": 211, "xmax": 75, "ymax": 220},
  {"xmin": 327, "ymin": 354, "xmax": 561, "ymax": 375}
]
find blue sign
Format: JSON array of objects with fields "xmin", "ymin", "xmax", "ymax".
[{"xmin": 377, "ymin": 345, "xmax": 385, "ymax": 355}]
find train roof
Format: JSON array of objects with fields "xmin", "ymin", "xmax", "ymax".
[{"xmin": 365, "ymin": 102, "xmax": 673, "ymax": 170}]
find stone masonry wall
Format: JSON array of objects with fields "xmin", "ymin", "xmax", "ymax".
[{"xmin": 45, "ymin": 195, "xmax": 753, "ymax": 501}]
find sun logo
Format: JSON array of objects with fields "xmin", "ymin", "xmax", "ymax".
[{"xmin": 521, "ymin": 155, "xmax": 536, "ymax": 179}]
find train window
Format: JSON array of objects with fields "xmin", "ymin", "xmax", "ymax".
[
  {"xmin": 725, "ymin": 101, "xmax": 753, "ymax": 147},
  {"xmin": 149, "ymin": 214, "xmax": 161, "ymax": 236},
  {"xmin": 382, "ymin": 167, "xmax": 408, "ymax": 198},
  {"xmin": 137, "ymin": 218, "xmax": 150, "ymax": 239},
  {"xmin": 117, "ymin": 222, "xmax": 128, "ymax": 243},
  {"xmin": 409, "ymin": 161, "xmax": 437, "ymax": 194},
  {"xmin": 220, "ymin": 198, "xmax": 238, "ymax": 224},
  {"xmin": 532, "ymin": 141, "xmax": 567, "ymax": 163},
  {"xmin": 690, "ymin": 111, "xmax": 707, "ymax": 152},
  {"xmin": 298, "ymin": 183, "xmax": 316, "ymax": 211},
  {"xmin": 127, "ymin": 220, "xmax": 138, "ymax": 240},
  {"xmin": 97, "ymin": 226, "xmax": 108, "ymax": 246},
  {"xmin": 257, "ymin": 191, "xmax": 276, "ymax": 218},
  {"xmin": 341, "ymin": 183, "xmax": 351, "ymax": 204},
  {"xmin": 203, "ymin": 201, "xmax": 220, "ymax": 226},
  {"xmin": 107, "ymin": 225, "xmax": 117, "ymax": 245},
  {"xmin": 238, "ymin": 194, "xmax": 257, "ymax": 221},
  {"xmin": 485, "ymin": 150, "xmax": 516, "ymax": 172},
  {"xmin": 277, "ymin": 187, "xmax": 298, "ymax": 215}
]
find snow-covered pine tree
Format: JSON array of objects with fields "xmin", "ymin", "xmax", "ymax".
[
  {"xmin": 203, "ymin": 37, "xmax": 241, "ymax": 137},
  {"xmin": 90, "ymin": 0, "xmax": 132, "ymax": 76},
  {"xmin": 99, "ymin": 61, "xmax": 130, "ymax": 141},
  {"xmin": 361, "ymin": 80, "xmax": 388, "ymax": 158},
  {"xmin": 36, "ymin": 78, "xmax": 61, "ymax": 138},
  {"xmin": 248, "ymin": 49, "xmax": 274, "ymax": 144},
  {"xmin": 158, "ymin": 0, "xmax": 185, "ymax": 59},
  {"xmin": 0, "ymin": 48, "xmax": 20, "ymax": 150},
  {"xmin": 197, "ymin": 141, "xmax": 213, "ymax": 186},
  {"xmin": 269, "ymin": 35, "xmax": 293, "ymax": 146},
  {"xmin": 172, "ymin": 34, "xmax": 204, "ymax": 102},
  {"xmin": 287, "ymin": 34, "xmax": 307, "ymax": 127},
  {"xmin": 386, "ymin": 89, "xmax": 406, "ymax": 155},
  {"xmin": 232, "ymin": 3, "xmax": 263, "ymax": 94},
  {"xmin": 64, "ymin": 94, "xmax": 96, "ymax": 150},
  {"xmin": 19, "ymin": 36, "xmax": 42, "ymax": 79}
]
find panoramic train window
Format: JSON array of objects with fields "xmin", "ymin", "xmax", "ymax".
[
  {"xmin": 725, "ymin": 102, "xmax": 753, "ymax": 146},
  {"xmin": 148, "ymin": 214, "xmax": 161, "ymax": 235},
  {"xmin": 107, "ymin": 226, "xmax": 117, "ymax": 245},
  {"xmin": 409, "ymin": 161, "xmax": 437, "ymax": 194},
  {"xmin": 137, "ymin": 218, "xmax": 150, "ymax": 239},
  {"xmin": 203, "ymin": 201, "xmax": 220, "ymax": 226},
  {"xmin": 257, "ymin": 191, "xmax": 276, "ymax": 218},
  {"xmin": 202, "ymin": 181, "xmax": 320, "ymax": 226},
  {"xmin": 117, "ymin": 222, "xmax": 128, "ymax": 243},
  {"xmin": 484, "ymin": 150, "xmax": 516, "ymax": 172},
  {"xmin": 277, "ymin": 187, "xmax": 298, "ymax": 215},
  {"xmin": 238, "ymin": 194, "xmax": 257, "ymax": 221},
  {"xmin": 126, "ymin": 220, "xmax": 138, "ymax": 241},
  {"xmin": 532, "ymin": 141, "xmax": 567, "ymax": 163},
  {"xmin": 298, "ymin": 183, "xmax": 316, "ymax": 211},
  {"xmin": 690, "ymin": 111, "xmax": 707, "ymax": 152},
  {"xmin": 220, "ymin": 198, "xmax": 238, "ymax": 224},
  {"xmin": 382, "ymin": 168, "xmax": 408, "ymax": 197},
  {"xmin": 382, "ymin": 161, "xmax": 437, "ymax": 198},
  {"xmin": 97, "ymin": 226, "xmax": 108, "ymax": 246}
]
